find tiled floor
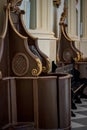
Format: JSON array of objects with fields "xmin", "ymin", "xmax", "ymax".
[{"xmin": 71, "ymin": 98, "xmax": 87, "ymax": 130}]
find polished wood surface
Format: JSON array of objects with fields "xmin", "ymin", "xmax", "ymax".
[
  {"xmin": 1, "ymin": 74, "xmax": 71, "ymax": 130},
  {"xmin": 58, "ymin": 23, "xmax": 80, "ymax": 63}
]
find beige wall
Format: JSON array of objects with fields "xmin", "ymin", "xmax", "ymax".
[{"xmin": 27, "ymin": 0, "xmax": 57, "ymax": 65}]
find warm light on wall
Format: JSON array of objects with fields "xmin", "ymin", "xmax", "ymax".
[{"xmin": 53, "ymin": 0, "xmax": 61, "ymax": 7}]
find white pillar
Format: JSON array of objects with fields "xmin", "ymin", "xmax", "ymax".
[
  {"xmin": 68, "ymin": 0, "xmax": 77, "ymax": 37},
  {"xmin": 36, "ymin": 0, "xmax": 42, "ymax": 29},
  {"xmin": 82, "ymin": 0, "xmax": 87, "ymax": 39}
]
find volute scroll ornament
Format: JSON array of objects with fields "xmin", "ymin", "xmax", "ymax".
[
  {"xmin": 32, "ymin": 58, "xmax": 42, "ymax": 76},
  {"xmin": 73, "ymin": 52, "xmax": 81, "ymax": 62}
]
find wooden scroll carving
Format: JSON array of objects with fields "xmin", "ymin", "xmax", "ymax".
[
  {"xmin": 0, "ymin": 1, "xmax": 71, "ymax": 130},
  {"xmin": 10, "ymin": 0, "xmax": 50, "ymax": 74},
  {"xmin": 0, "ymin": 0, "xmax": 50, "ymax": 77}
]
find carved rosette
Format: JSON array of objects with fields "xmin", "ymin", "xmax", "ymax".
[{"xmin": 32, "ymin": 58, "xmax": 42, "ymax": 76}]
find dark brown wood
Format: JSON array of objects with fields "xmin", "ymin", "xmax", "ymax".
[
  {"xmin": 38, "ymin": 76, "xmax": 58, "ymax": 129},
  {"xmin": 1, "ymin": 73, "xmax": 71, "ymax": 130},
  {"xmin": 47, "ymin": 73, "xmax": 72, "ymax": 130},
  {"xmin": 57, "ymin": 22, "xmax": 87, "ymax": 80},
  {"xmin": 0, "ymin": 1, "xmax": 49, "ymax": 77},
  {"xmin": 58, "ymin": 23, "xmax": 79, "ymax": 63},
  {"xmin": 58, "ymin": 74, "xmax": 71, "ymax": 129},
  {"xmin": 10, "ymin": 79, "xmax": 17, "ymax": 123},
  {"xmin": 0, "ymin": 1, "xmax": 71, "ymax": 130},
  {"xmin": 63, "ymin": 24, "xmax": 82, "ymax": 58},
  {"xmin": 33, "ymin": 79, "xmax": 39, "ymax": 129},
  {"xmin": 0, "ymin": 79, "xmax": 9, "ymax": 127}
]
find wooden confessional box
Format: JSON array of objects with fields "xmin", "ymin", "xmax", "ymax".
[
  {"xmin": 0, "ymin": 1, "xmax": 71, "ymax": 130},
  {"xmin": 58, "ymin": 23, "xmax": 80, "ymax": 64},
  {"xmin": 57, "ymin": 21, "xmax": 87, "ymax": 78}
]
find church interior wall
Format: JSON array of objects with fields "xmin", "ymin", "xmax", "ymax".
[{"xmin": 0, "ymin": 0, "xmax": 87, "ymax": 62}]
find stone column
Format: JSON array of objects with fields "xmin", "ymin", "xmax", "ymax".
[
  {"xmin": 68, "ymin": 0, "xmax": 77, "ymax": 38},
  {"xmin": 82, "ymin": 0, "xmax": 87, "ymax": 39}
]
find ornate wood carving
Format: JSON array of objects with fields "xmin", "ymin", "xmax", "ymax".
[
  {"xmin": 0, "ymin": 0, "xmax": 51, "ymax": 77},
  {"xmin": 0, "ymin": 1, "xmax": 71, "ymax": 129},
  {"xmin": 57, "ymin": 1, "xmax": 82, "ymax": 63}
]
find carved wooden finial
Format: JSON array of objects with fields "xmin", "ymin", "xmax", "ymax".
[
  {"xmin": 7, "ymin": 0, "xmax": 23, "ymax": 7},
  {"xmin": 6, "ymin": 0, "xmax": 23, "ymax": 13},
  {"xmin": 53, "ymin": 0, "xmax": 61, "ymax": 7}
]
